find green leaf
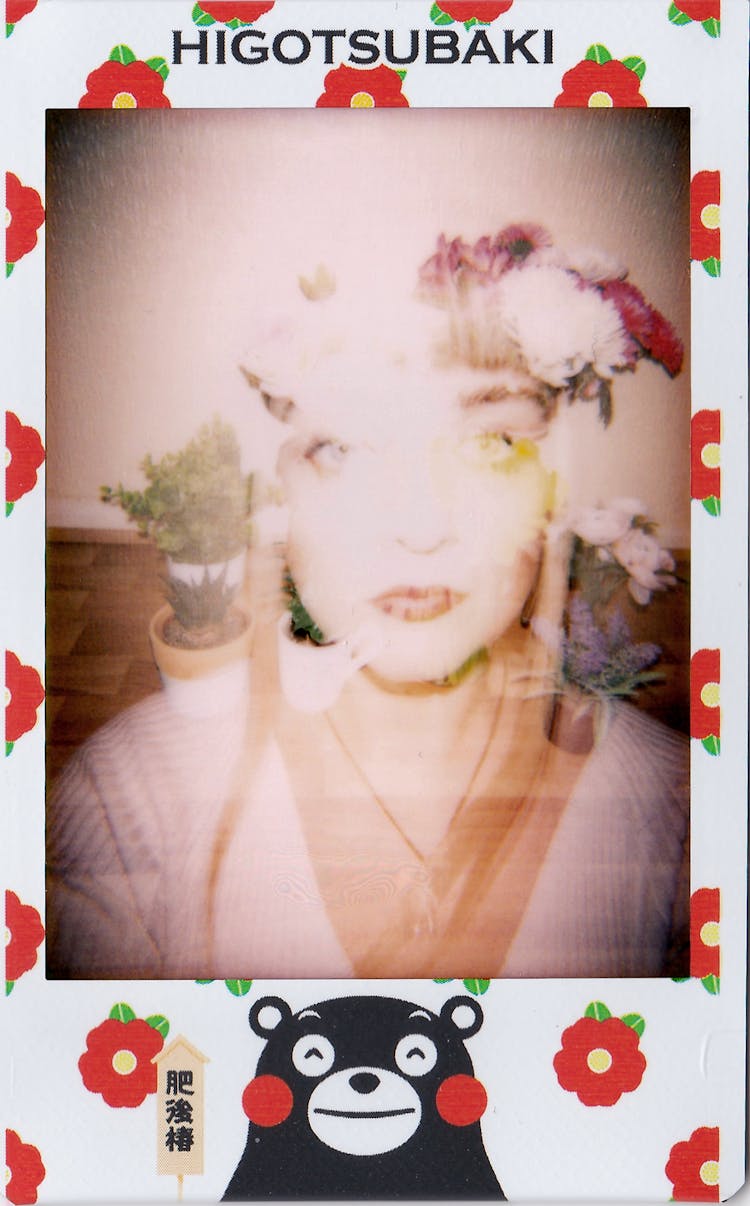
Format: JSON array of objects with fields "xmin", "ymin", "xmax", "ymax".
[
  {"xmin": 462, "ymin": 978, "xmax": 490, "ymax": 996},
  {"xmin": 6, "ymin": 741, "xmax": 14, "ymax": 756},
  {"xmin": 464, "ymin": 17, "xmax": 477, "ymax": 28},
  {"xmin": 701, "ymin": 495, "xmax": 721, "ymax": 517},
  {"xmin": 433, "ymin": 8, "xmax": 456, "ymax": 25},
  {"xmin": 6, "ymin": 980, "xmax": 14, "ymax": 996},
  {"xmin": 192, "ymin": 3, "xmax": 216, "ymax": 25},
  {"xmin": 620, "ymin": 1012, "xmax": 646, "ymax": 1036},
  {"xmin": 433, "ymin": 978, "xmax": 453, "ymax": 984},
  {"xmin": 702, "ymin": 974, "xmax": 720, "ymax": 995},
  {"xmin": 6, "ymin": 22, "xmax": 14, "ymax": 36},
  {"xmin": 430, "ymin": 2, "xmax": 450, "ymax": 20},
  {"xmin": 109, "ymin": 44, "xmax": 136, "ymax": 65},
  {"xmin": 671, "ymin": 977, "xmax": 690, "ymax": 983},
  {"xmin": 396, "ymin": 69, "xmax": 407, "ymax": 80},
  {"xmin": 702, "ymin": 256, "xmax": 721, "ymax": 277},
  {"xmin": 225, "ymin": 979, "xmax": 253, "ymax": 996},
  {"xmin": 6, "ymin": 501, "xmax": 15, "ymax": 517},
  {"xmin": 6, "ymin": 262, "xmax": 15, "ymax": 278},
  {"xmin": 195, "ymin": 979, "xmax": 214, "ymax": 985},
  {"xmin": 702, "ymin": 18, "xmax": 720, "ymax": 37},
  {"xmin": 585, "ymin": 44, "xmax": 612, "ymax": 64},
  {"xmin": 584, "ymin": 1000, "xmax": 611, "ymax": 1021},
  {"xmin": 668, "ymin": 3, "xmax": 693, "ymax": 25},
  {"xmin": 621, "ymin": 55, "xmax": 646, "ymax": 80},
  {"xmin": 109, "ymin": 1002, "xmax": 137, "ymax": 1023},
  {"xmin": 227, "ymin": 18, "xmax": 250, "ymax": 29},
  {"xmin": 145, "ymin": 1014, "xmax": 170, "ymax": 1038},
  {"xmin": 145, "ymin": 56, "xmax": 170, "ymax": 81},
  {"xmin": 701, "ymin": 735, "xmax": 720, "ymax": 756}
]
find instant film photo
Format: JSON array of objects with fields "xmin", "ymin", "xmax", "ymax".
[{"xmin": 3, "ymin": 1, "xmax": 747, "ymax": 1202}]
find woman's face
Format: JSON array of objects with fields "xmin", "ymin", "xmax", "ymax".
[{"xmin": 279, "ymin": 371, "xmax": 553, "ymax": 683}]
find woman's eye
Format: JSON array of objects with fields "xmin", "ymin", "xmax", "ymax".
[
  {"xmin": 305, "ymin": 439, "xmax": 350, "ymax": 473},
  {"xmin": 460, "ymin": 431, "xmax": 514, "ymax": 465},
  {"xmin": 394, "ymin": 1034, "xmax": 438, "ymax": 1077},
  {"xmin": 292, "ymin": 1034, "xmax": 336, "ymax": 1077}
]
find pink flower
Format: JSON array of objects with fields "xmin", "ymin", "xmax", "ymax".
[{"xmin": 611, "ymin": 528, "xmax": 676, "ymax": 604}]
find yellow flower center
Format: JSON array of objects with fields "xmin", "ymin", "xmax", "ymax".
[
  {"xmin": 700, "ymin": 681, "xmax": 720, "ymax": 709},
  {"xmin": 700, "ymin": 920, "xmax": 720, "ymax": 947},
  {"xmin": 5, "ymin": 208, "xmax": 11, "ymax": 229},
  {"xmin": 700, "ymin": 203, "xmax": 720, "ymax": 231},
  {"xmin": 4, "ymin": 926, "xmax": 11, "ymax": 947},
  {"xmin": 112, "ymin": 91, "xmax": 137, "ymax": 109},
  {"xmin": 350, "ymin": 91, "xmax": 375, "ymax": 108},
  {"xmin": 699, "ymin": 1160, "xmax": 720, "ymax": 1187},
  {"xmin": 586, "ymin": 1047, "xmax": 613, "ymax": 1074},
  {"xmin": 5, "ymin": 1166, "xmax": 11, "ymax": 1187},
  {"xmin": 701, "ymin": 442, "xmax": 720, "ymax": 469},
  {"xmin": 588, "ymin": 91, "xmax": 613, "ymax": 108},
  {"xmin": 4, "ymin": 446, "xmax": 11, "ymax": 468},
  {"xmin": 4, "ymin": 686, "xmax": 11, "ymax": 707},
  {"xmin": 112, "ymin": 1048, "xmax": 138, "ymax": 1075}
]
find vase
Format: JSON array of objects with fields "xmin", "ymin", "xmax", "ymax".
[{"xmin": 545, "ymin": 690, "xmax": 598, "ymax": 755}]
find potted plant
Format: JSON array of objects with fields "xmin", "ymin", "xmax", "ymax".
[{"xmin": 102, "ymin": 417, "xmax": 254, "ymax": 712}]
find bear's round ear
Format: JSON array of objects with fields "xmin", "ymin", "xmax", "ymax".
[
  {"xmin": 249, "ymin": 996, "xmax": 292, "ymax": 1038},
  {"xmin": 441, "ymin": 996, "xmax": 484, "ymax": 1039}
]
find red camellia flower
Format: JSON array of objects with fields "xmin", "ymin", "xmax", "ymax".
[
  {"xmin": 665, "ymin": 1126, "xmax": 720, "ymax": 1202},
  {"xmin": 6, "ymin": 412, "xmax": 45, "ymax": 507},
  {"xmin": 79, "ymin": 60, "xmax": 170, "ymax": 109},
  {"xmin": 435, "ymin": 1, "xmax": 513, "ymax": 20},
  {"xmin": 599, "ymin": 279, "xmax": 683, "ymax": 376},
  {"xmin": 6, "ymin": 0, "xmax": 38, "ymax": 25},
  {"xmin": 690, "ymin": 888, "xmax": 720, "ymax": 980},
  {"xmin": 691, "ymin": 410, "xmax": 720, "ymax": 503},
  {"xmin": 79, "ymin": 1017, "xmax": 164, "ymax": 1107},
  {"xmin": 198, "ymin": 1, "xmax": 274, "ymax": 19},
  {"xmin": 555, "ymin": 59, "xmax": 647, "ymax": 108},
  {"xmin": 5, "ymin": 891, "xmax": 44, "ymax": 984},
  {"xmin": 316, "ymin": 64, "xmax": 409, "ymax": 108},
  {"xmin": 675, "ymin": 0, "xmax": 720, "ymax": 19},
  {"xmin": 5, "ymin": 1130, "xmax": 45, "ymax": 1206},
  {"xmin": 5, "ymin": 652, "xmax": 45, "ymax": 746},
  {"xmin": 553, "ymin": 1015, "xmax": 646, "ymax": 1106},
  {"xmin": 690, "ymin": 171, "xmax": 720, "ymax": 263},
  {"xmin": 5, "ymin": 173, "xmax": 44, "ymax": 268},
  {"xmin": 690, "ymin": 649, "xmax": 720, "ymax": 742}
]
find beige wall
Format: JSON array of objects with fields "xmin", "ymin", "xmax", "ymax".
[{"xmin": 47, "ymin": 107, "xmax": 690, "ymax": 544}]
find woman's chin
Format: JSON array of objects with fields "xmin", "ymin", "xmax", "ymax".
[{"xmin": 365, "ymin": 627, "xmax": 486, "ymax": 686}]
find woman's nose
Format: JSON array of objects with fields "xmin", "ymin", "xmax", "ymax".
[{"xmin": 389, "ymin": 449, "xmax": 453, "ymax": 555}]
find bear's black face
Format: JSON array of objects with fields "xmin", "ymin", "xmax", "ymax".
[{"xmin": 244, "ymin": 995, "xmax": 486, "ymax": 1158}]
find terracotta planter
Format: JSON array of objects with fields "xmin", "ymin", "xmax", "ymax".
[
  {"xmin": 546, "ymin": 691, "xmax": 598, "ymax": 755},
  {"xmin": 149, "ymin": 602, "xmax": 254, "ymax": 717}
]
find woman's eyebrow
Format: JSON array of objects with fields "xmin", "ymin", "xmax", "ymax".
[{"xmin": 460, "ymin": 385, "xmax": 542, "ymax": 409}]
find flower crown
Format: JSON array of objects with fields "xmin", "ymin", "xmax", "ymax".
[{"xmin": 418, "ymin": 224, "xmax": 684, "ymax": 426}]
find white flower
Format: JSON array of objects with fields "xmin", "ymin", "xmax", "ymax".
[
  {"xmin": 528, "ymin": 245, "xmax": 627, "ymax": 283},
  {"xmin": 496, "ymin": 266, "xmax": 629, "ymax": 387},
  {"xmin": 567, "ymin": 498, "xmax": 646, "ymax": 546},
  {"xmin": 612, "ymin": 528, "xmax": 677, "ymax": 605}
]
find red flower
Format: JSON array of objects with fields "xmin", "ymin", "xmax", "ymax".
[
  {"xmin": 553, "ymin": 1015, "xmax": 646, "ymax": 1106},
  {"xmin": 79, "ymin": 60, "xmax": 170, "ymax": 109},
  {"xmin": 5, "ymin": 173, "xmax": 44, "ymax": 267},
  {"xmin": 690, "ymin": 171, "xmax": 720, "ymax": 263},
  {"xmin": 5, "ymin": 891, "xmax": 44, "ymax": 984},
  {"xmin": 435, "ymin": 1, "xmax": 513, "ymax": 20},
  {"xmin": 5, "ymin": 1130, "xmax": 45, "ymax": 1206},
  {"xmin": 6, "ymin": 0, "xmax": 38, "ymax": 25},
  {"xmin": 316, "ymin": 65, "xmax": 409, "ymax": 108},
  {"xmin": 675, "ymin": 1, "xmax": 720, "ymax": 19},
  {"xmin": 666, "ymin": 1126, "xmax": 720, "ymax": 1201},
  {"xmin": 555, "ymin": 59, "xmax": 647, "ymax": 108},
  {"xmin": 6, "ymin": 412, "xmax": 45, "ymax": 506},
  {"xmin": 198, "ymin": 1, "xmax": 274, "ymax": 19},
  {"xmin": 690, "ymin": 888, "xmax": 720, "ymax": 980},
  {"xmin": 5, "ymin": 652, "xmax": 45, "ymax": 746},
  {"xmin": 599, "ymin": 279, "xmax": 683, "ymax": 375},
  {"xmin": 691, "ymin": 410, "xmax": 720, "ymax": 502},
  {"xmin": 79, "ymin": 1018, "xmax": 164, "ymax": 1107},
  {"xmin": 690, "ymin": 649, "xmax": 720, "ymax": 742}
]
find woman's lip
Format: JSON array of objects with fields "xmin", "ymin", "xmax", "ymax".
[{"xmin": 371, "ymin": 586, "xmax": 466, "ymax": 622}]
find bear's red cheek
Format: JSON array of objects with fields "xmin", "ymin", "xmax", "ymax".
[
  {"xmin": 242, "ymin": 1075, "xmax": 294, "ymax": 1126},
  {"xmin": 435, "ymin": 1074, "xmax": 488, "ymax": 1126}
]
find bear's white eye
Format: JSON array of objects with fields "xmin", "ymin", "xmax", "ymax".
[
  {"xmin": 305, "ymin": 438, "xmax": 350, "ymax": 474},
  {"xmin": 292, "ymin": 1034, "xmax": 335, "ymax": 1077},
  {"xmin": 394, "ymin": 1034, "xmax": 438, "ymax": 1077}
]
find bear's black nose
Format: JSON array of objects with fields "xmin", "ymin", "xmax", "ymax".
[{"xmin": 349, "ymin": 1072, "xmax": 380, "ymax": 1095}]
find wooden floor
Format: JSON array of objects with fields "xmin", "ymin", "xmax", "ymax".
[
  {"xmin": 46, "ymin": 537, "xmax": 690, "ymax": 788},
  {"xmin": 47, "ymin": 537, "xmax": 164, "ymax": 787}
]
